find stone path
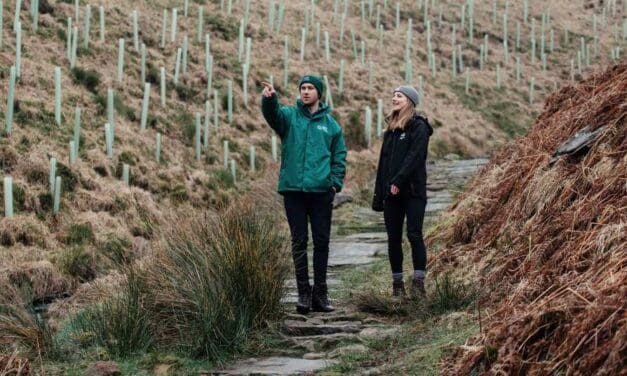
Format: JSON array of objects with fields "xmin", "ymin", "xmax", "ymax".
[{"xmin": 213, "ymin": 158, "xmax": 487, "ymax": 375}]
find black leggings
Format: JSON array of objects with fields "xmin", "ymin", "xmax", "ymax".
[{"xmin": 383, "ymin": 194, "xmax": 427, "ymax": 274}]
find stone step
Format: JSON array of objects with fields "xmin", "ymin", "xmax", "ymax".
[
  {"xmin": 283, "ymin": 278, "xmax": 340, "ymax": 288},
  {"xmin": 342, "ymin": 232, "xmax": 387, "ymax": 243},
  {"xmin": 328, "ymin": 242, "xmax": 385, "ymax": 267},
  {"xmin": 288, "ymin": 332, "xmax": 361, "ymax": 351},
  {"xmin": 426, "ymin": 202, "xmax": 451, "ymax": 212},
  {"xmin": 281, "ymin": 320, "xmax": 363, "ymax": 336},
  {"xmin": 211, "ymin": 357, "xmax": 338, "ymax": 375}
]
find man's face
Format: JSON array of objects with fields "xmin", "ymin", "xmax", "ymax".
[{"xmin": 300, "ymin": 83, "xmax": 319, "ymax": 105}]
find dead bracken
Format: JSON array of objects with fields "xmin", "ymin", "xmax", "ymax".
[{"xmin": 428, "ymin": 63, "xmax": 626, "ymax": 375}]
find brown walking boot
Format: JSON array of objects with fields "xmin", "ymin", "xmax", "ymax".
[
  {"xmin": 392, "ymin": 280, "xmax": 406, "ymax": 298},
  {"xmin": 410, "ymin": 277, "xmax": 426, "ymax": 298}
]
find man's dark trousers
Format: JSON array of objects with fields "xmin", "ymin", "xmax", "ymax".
[{"xmin": 283, "ymin": 190, "xmax": 335, "ymax": 288}]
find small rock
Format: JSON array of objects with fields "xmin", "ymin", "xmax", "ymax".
[
  {"xmin": 443, "ymin": 153, "xmax": 461, "ymax": 161},
  {"xmin": 302, "ymin": 352, "xmax": 327, "ymax": 360},
  {"xmin": 290, "ymin": 339, "xmax": 317, "ymax": 352},
  {"xmin": 329, "ymin": 344, "xmax": 369, "ymax": 359},
  {"xmin": 285, "ymin": 313, "xmax": 308, "ymax": 322},
  {"xmin": 154, "ymin": 364, "xmax": 172, "ymax": 376},
  {"xmin": 306, "ymin": 318, "xmax": 324, "ymax": 325},
  {"xmin": 85, "ymin": 361, "xmax": 121, "ymax": 376},
  {"xmin": 362, "ymin": 367, "xmax": 383, "ymax": 375},
  {"xmin": 359, "ymin": 327, "xmax": 400, "ymax": 340},
  {"xmin": 320, "ymin": 314, "xmax": 362, "ymax": 323},
  {"xmin": 362, "ymin": 317, "xmax": 386, "ymax": 325},
  {"xmin": 133, "ymin": 236, "xmax": 147, "ymax": 257},
  {"xmin": 333, "ymin": 193, "xmax": 353, "ymax": 208},
  {"xmin": 290, "ymin": 333, "xmax": 360, "ymax": 350}
]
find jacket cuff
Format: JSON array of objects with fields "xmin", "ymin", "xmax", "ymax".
[
  {"xmin": 262, "ymin": 93, "xmax": 277, "ymax": 102},
  {"xmin": 390, "ymin": 175, "xmax": 405, "ymax": 187}
]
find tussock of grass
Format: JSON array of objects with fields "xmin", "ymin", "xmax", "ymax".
[
  {"xmin": 0, "ymin": 303, "xmax": 58, "ymax": 357},
  {"xmin": 55, "ymin": 246, "xmax": 97, "ymax": 283},
  {"xmin": 67, "ymin": 270, "xmax": 152, "ymax": 358},
  {"xmin": 66, "ymin": 199, "xmax": 289, "ymax": 361},
  {"xmin": 352, "ymin": 272, "xmax": 478, "ymax": 317},
  {"xmin": 70, "ymin": 67, "xmax": 101, "ymax": 94},
  {"xmin": 0, "ymin": 277, "xmax": 59, "ymax": 358},
  {"xmin": 101, "ymin": 235, "xmax": 134, "ymax": 267},
  {"xmin": 64, "ymin": 224, "xmax": 94, "ymax": 245}
]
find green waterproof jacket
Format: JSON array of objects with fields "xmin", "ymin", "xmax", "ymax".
[{"xmin": 261, "ymin": 95, "xmax": 347, "ymax": 193}]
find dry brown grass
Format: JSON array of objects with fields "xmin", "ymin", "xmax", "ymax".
[
  {"xmin": 428, "ymin": 63, "xmax": 627, "ymax": 375},
  {"xmin": 0, "ymin": 0, "xmax": 617, "ymax": 246},
  {"xmin": 0, "ymin": 350, "xmax": 31, "ymax": 376},
  {"xmin": 2, "ymin": 261, "xmax": 73, "ymax": 304}
]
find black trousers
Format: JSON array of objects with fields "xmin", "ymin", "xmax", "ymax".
[
  {"xmin": 383, "ymin": 194, "xmax": 427, "ymax": 274},
  {"xmin": 283, "ymin": 190, "xmax": 334, "ymax": 287}
]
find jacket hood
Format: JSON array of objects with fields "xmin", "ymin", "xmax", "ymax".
[
  {"xmin": 296, "ymin": 99, "xmax": 330, "ymax": 119},
  {"xmin": 415, "ymin": 114, "xmax": 433, "ymax": 136}
]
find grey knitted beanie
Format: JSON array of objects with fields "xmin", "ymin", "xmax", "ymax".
[{"xmin": 393, "ymin": 86, "xmax": 420, "ymax": 106}]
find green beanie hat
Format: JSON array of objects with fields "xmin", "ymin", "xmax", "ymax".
[{"xmin": 299, "ymin": 75, "xmax": 324, "ymax": 99}]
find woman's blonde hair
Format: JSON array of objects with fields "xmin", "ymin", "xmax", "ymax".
[{"xmin": 385, "ymin": 100, "xmax": 416, "ymax": 131}]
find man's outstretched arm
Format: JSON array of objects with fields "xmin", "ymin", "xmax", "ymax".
[{"xmin": 260, "ymin": 81, "xmax": 288, "ymax": 138}]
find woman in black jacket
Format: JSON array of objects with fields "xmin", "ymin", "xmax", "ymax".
[{"xmin": 372, "ymin": 86, "xmax": 433, "ymax": 298}]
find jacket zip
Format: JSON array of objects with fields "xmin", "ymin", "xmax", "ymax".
[
  {"xmin": 301, "ymin": 116, "xmax": 312, "ymax": 190},
  {"xmin": 387, "ymin": 130, "xmax": 399, "ymax": 185}
]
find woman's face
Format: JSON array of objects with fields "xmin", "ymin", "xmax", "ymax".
[{"xmin": 391, "ymin": 91, "xmax": 408, "ymax": 111}]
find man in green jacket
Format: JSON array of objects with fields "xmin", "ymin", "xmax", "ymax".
[{"xmin": 261, "ymin": 75, "xmax": 347, "ymax": 314}]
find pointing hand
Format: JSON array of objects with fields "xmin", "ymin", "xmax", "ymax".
[{"xmin": 261, "ymin": 81, "xmax": 276, "ymax": 98}]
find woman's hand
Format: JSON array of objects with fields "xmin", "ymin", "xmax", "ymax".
[
  {"xmin": 390, "ymin": 184, "xmax": 400, "ymax": 195},
  {"xmin": 261, "ymin": 81, "xmax": 276, "ymax": 98}
]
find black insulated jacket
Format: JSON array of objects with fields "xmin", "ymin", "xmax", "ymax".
[{"xmin": 371, "ymin": 114, "xmax": 433, "ymax": 211}]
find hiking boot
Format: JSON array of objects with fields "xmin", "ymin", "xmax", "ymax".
[
  {"xmin": 392, "ymin": 280, "xmax": 406, "ymax": 298},
  {"xmin": 410, "ymin": 278, "xmax": 426, "ymax": 298},
  {"xmin": 311, "ymin": 284, "xmax": 334, "ymax": 312},
  {"xmin": 296, "ymin": 282, "xmax": 312, "ymax": 314}
]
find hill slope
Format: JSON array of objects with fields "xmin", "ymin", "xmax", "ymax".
[{"xmin": 0, "ymin": 0, "xmax": 624, "ymax": 360}]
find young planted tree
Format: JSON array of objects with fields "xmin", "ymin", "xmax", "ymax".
[
  {"xmin": 156, "ymin": 133, "xmax": 162, "ymax": 163},
  {"xmin": 271, "ymin": 135, "xmax": 278, "ymax": 162},
  {"xmin": 99, "ymin": 6, "xmax": 105, "ymax": 42},
  {"xmin": 140, "ymin": 83, "xmax": 151, "ymax": 131},
  {"xmin": 105, "ymin": 123, "xmax": 113, "ymax": 159},
  {"xmin": 53, "ymin": 177, "xmax": 62, "ymax": 214},
  {"xmin": 5, "ymin": 66, "xmax": 16, "ymax": 135},
  {"xmin": 122, "ymin": 164, "xmax": 130, "ymax": 186},
  {"xmin": 117, "ymin": 38, "xmax": 125, "ymax": 82},
  {"xmin": 223, "ymin": 140, "xmax": 229, "ymax": 169},
  {"xmin": 84, "ymin": 4, "xmax": 91, "ymax": 48},
  {"xmin": 3, "ymin": 176, "xmax": 13, "ymax": 218},
  {"xmin": 49, "ymin": 157, "xmax": 57, "ymax": 194},
  {"xmin": 73, "ymin": 107, "xmax": 81, "ymax": 157}
]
